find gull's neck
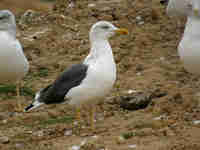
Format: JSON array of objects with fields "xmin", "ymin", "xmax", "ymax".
[
  {"xmin": 84, "ymin": 38, "xmax": 114, "ymax": 64},
  {"xmin": 183, "ymin": 16, "xmax": 200, "ymax": 41}
]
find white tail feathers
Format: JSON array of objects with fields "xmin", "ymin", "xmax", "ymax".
[
  {"xmin": 24, "ymin": 91, "xmax": 43, "ymax": 112},
  {"xmin": 24, "ymin": 100, "xmax": 44, "ymax": 112}
]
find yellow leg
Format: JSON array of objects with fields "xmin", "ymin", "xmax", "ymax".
[
  {"xmin": 15, "ymin": 81, "xmax": 23, "ymax": 112},
  {"xmin": 89, "ymin": 105, "xmax": 95, "ymax": 132},
  {"xmin": 73, "ymin": 106, "xmax": 82, "ymax": 134}
]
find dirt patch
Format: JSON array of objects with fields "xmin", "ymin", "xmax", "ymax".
[{"xmin": 0, "ymin": 0, "xmax": 200, "ymax": 150}]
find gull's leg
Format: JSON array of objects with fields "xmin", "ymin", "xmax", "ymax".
[
  {"xmin": 89, "ymin": 105, "xmax": 95, "ymax": 132},
  {"xmin": 73, "ymin": 105, "xmax": 82, "ymax": 134},
  {"xmin": 15, "ymin": 80, "xmax": 23, "ymax": 112}
]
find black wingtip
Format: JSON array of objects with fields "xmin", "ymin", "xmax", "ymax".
[
  {"xmin": 160, "ymin": 0, "xmax": 168, "ymax": 5},
  {"xmin": 24, "ymin": 104, "xmax": 34, "ymax": 112}
]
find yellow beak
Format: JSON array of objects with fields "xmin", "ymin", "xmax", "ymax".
[
  {"xmin": 194, "ymin": 8, "xmax": 199, "ymax": 16},
  {"xmin": 114, "ymin": 28, "xmax": 129, "ymax": 35}
]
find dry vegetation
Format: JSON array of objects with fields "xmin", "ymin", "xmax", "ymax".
[{"xmin": 0, "ymin": 0, "xmax": 200, "ymax": 150}]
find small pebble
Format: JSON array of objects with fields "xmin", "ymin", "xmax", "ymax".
[
  {"xmin": 70, "ymin": 145, "xmax": 80, "ymax": 150},
  {"xmin": 2, "ymin": 120, "xmax": 7, "ymax": 124},
  {"xmin": 34, "ymin": 130, "xmax": 44, "ymax": 137},
  {"xmin": 64, "ymin": 130, "xmax": 73, "ymax": 136},
  {"xmin": 118, "ymin": 136, "xmax": 125, "ymax": 141},
  {"xmin": 15, "ymin": 143, "xmax": 25, "ymax": 149},
  {"xmin": 91, "ymin": 135, "xmax": 98, "ymax": 139},
  {"xmin": 128, "ymin": 144, "xmax": 137, "ymax": 148},
  {"xmin": 69, "ymin": 3, "xmax": 75, "ymax": 8},
  {"xmin": 0, "ymin": 136, "xmax": 10, "ymax": 144},
  {"xmin": 127, "ymin": 90, "xmax": 137, "ymax": 94},
  {"xmin": 193, "ymin": 120, "xmax": 200, "ymax": 125},
  {"xmin": 80, "ymin": 139, "xmax": 87, "ymax": 146},
  {"xmin": 138, "ymin": 21, "xmax": 144, "ymax": 25},
  {"xmin": 160, "ymin": 57, "xmax": 165, "ymax": 61},
  {"xmin": 136, "ymin": 16, "xmax": 142, "ymax": 21},
  {"xmin": 153, "ymin": 115, "xmax": 165, "ymax": 120},
  {"xmin": 26, "ymin": 131, "xmax": 33, "ymax": 134},
  {"xmin": 88, "ymin": 3, "xmax": 96, "ymax": 7}
]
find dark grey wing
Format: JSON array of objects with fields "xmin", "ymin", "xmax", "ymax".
[{"xmin": 38, "ymin": 63, "xmax": 88, "ymax": 104}]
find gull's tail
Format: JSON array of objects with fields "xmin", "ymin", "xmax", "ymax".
[
  {"xmin": 24, "ymin": 91, "xmax": 44, "ymax": 112},
  {"xmin": 24, "ymin": 101, "xmax": 44, "ymax": 112}
]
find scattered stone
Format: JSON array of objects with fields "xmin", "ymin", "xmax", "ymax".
[
  {"xmin": 88, "ymin": 3, "xmax": 96, "ymax": 8},
  {"xmin": 138, "ymin": 21, "xmax": 145, "ymax": 25},
  {"xmin": 80, "ymin": 139, "xmax": 87, "ymax": 146},
  {"xmin": 92, "ymin": 135, "xmax": 98, "ymax": 139},
  {"xmin": 128, "ymin": 144, "xmax": 137, "ymax": 148},
  {"xmin": 116, "ymin": 136, "xmax": 125, "ymax": 144},
  {"xmin": 153, "ymin": 115, "xmax": 166, "ymax": 120},
  {"xmin": 127, "ymin": 90, "xmax": 137, "ymax": 94},
  {"xmin": 101, "ymin": 7, "xmax": 111, "ymax": 12},
  {"xmin": 135, "ymin": 16, "xmax": 145, "ymax": 25},
  {"xmin": 64, "ymin": 130, "xmax": 73, "ymax": 136},
  {"xmin": 136, "ymin": 16, "xmax": 142, "ymax": 21},
  {"xmin": 193, "ymin": 120, "xmax": 200, "ymax": 125},
  {"xmin": 68, "ymin": 0, "xmax": 75, "ymax": 8},
  {"xmin": 0, "ymin": 136, "xmax": 10, "ymax": 144},
  {"xmin": 26, "ymin": 131, "xmax": 33, "ymax": 134},
  {"xmin": 118, "ymin": 136, "xmax": 125, "ymax": 141},
  {"xmin": 15, "ymin": 143, "xmax": 25, "ymax": 149},
  {"xmin": 160, "ymin": 57, "xmax": 165, "ymax": 61},
  {"xmin": 70, "ymin": 145, "xmax": 80, "ymax": 150},
  {"xmin": 2, "ymin": 120, "xmax": 7, "ymax": 124},
  {"xmin": 33, "ymin": 130, "xmax": 44, "ymax": 137},
  {"xmin": 80, "ymin": 141, "xmax": 106, "ymax": 150}
]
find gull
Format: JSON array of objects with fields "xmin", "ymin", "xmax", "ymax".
[
  {"xmin": 161, "ymin": 0, "xmax": 200, "ymax": 74},
  {"xmin": 24, "ymin": 21, "xmax": 128, "ymax": 130},
  {"xmin": 0, "ymin": 10, "xmax": 29, "ymax": 111},
  {"xmin": 160, "ymin": 0, "xmax": 192, "ymax": 17}
]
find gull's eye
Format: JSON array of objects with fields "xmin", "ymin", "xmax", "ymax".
[{"xmin": 101, "ymin": 25, "xmax": 110, "ymax": 30}]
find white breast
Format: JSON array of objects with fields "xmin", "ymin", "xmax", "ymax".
[
  {"xmin": 178, "ymin": 17, "xmax": 200, "ymax": 74},
  {"xmin": 66, "ymin": 52, "xmax": 116, "ymax": 105},
  {"xmin": 179, "ymin": 38, "xmax": 200, "ymax": 74},
  {"xmin": 0, "ymin": 31, "xmax": 29, "ymax": 83}
]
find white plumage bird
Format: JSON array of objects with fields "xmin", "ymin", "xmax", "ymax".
[
  {"xmin": 0, "ymin": 10, "xmax": 29, "ymax": 111},
  {"xmin": 161, "ymin": 0, "xmax": 193, "ymax": 17},
  {"xmin": 161, "ymin": 0, "xmax": 200, "ymax": 74},
  {"xmin": 25, "ymin": 21, "xmax": 128, "ymax": 130}
]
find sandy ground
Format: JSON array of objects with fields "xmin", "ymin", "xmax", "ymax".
[{"xmin": 0, "ymin": 0, "xmax": 200, "ymax": 150}]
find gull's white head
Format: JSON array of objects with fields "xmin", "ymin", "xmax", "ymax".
[
  {"xmin": 89, "ymin": 21, "xmax": 128, "ymax": 41},
  {"xmin": 0, "ymin": 10, "xmax": 16, "ymax": 34}
]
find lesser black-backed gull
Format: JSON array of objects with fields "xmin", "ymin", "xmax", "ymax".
[
  {"xmin": 160, "ymin": 0, "xmax": 191, "ymax": 17},
  {"xmin": 25, "ymin": 21, "xmax": 128, "ymax": 130}
]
